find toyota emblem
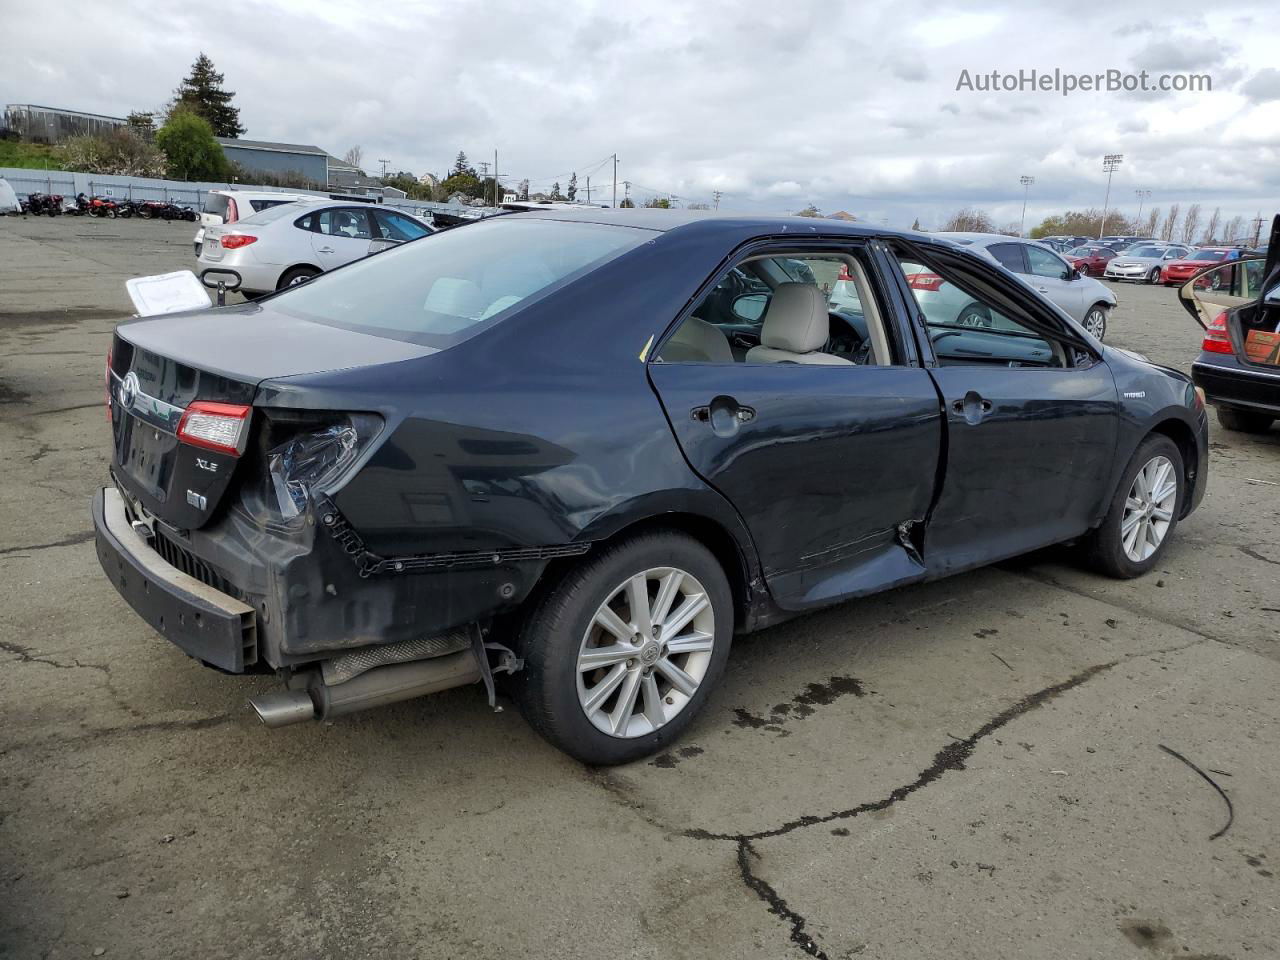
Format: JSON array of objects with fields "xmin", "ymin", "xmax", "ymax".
[{"xmin": 119, "ymin": 371, "xmax": 139, "ymax": 410}]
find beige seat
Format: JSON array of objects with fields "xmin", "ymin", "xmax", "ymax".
[
  {"xmin": 745, "ymin": 283, "xmax": 850, "ymax": 365},
  {"xmin": 662, "ymin": 316, "xmax": 734, "ymax": 363}
]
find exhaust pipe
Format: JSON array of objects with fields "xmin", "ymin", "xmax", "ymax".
[{"xmin": 249, "ymin": 650, "xmax": 483, "ymax": 728}]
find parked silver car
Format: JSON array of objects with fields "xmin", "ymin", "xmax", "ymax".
[
  {"xmin": 930, "ymin": 233, "xmax": 1117, "ymax": 339},
  {"xmin": 196, "ymin": 200, "xmax": 434, "ymax": 296},
  {"xmin": 1104, "ymin": 243, "xmax": 1191, "ymax": 284}
]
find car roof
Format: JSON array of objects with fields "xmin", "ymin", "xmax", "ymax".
[
  {"xmin": 933, "ymin": 232, "xmax": 1048, "ymax": 248},
  {"xmin": 208, "ymin": 189, "xmax": 314, "ymax": 200}
]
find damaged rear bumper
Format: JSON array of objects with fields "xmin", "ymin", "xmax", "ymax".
[{"xmin": 93, "ymin": 486, "xmax": 258, "ymax": 672}]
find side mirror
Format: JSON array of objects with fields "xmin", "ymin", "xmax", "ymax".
[
  {"xmin": 732, "ymin": 293, "xmax": 768, "ymax": 323},
  {"xmin": 1264, "ymin": 286, "xmax": 1280, "ymax": 307},
  {"xmin": 368, "ymin": 237, "xmax": 399, "ymax": 255},
  {"xmin": 1069, "ymin": 268, "xmax": 1083, "ymax": 281}
]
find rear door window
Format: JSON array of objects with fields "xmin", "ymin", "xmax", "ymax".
[
  {"xmin": 317, "ymin": 208, "xmax": 373, "ymax": 240},
  {"xmin": 1025, "ymin": 245, "xmax": 1070, "ymax": 280},
  {"xmin": 987, "ymin": 243, "xmax": 1027, "ymax": 273}
]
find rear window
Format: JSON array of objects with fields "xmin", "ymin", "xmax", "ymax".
[
  {"xmin": 250, "ymin": 198, "xmax": 293, "ymax": 213},
  {"xmin": 236, "ymin": 202, "xmax": 307, "ymax": 226},
  {"xmin": 1192, "ymin": 249, "xmax": 1227, "ymax": 261},
  {"xmin": 272, "ymin": 217, "xmax": 652, "ymax": 348}
]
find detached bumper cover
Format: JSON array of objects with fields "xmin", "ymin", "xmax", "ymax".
[{"xmin": 93, "ymin": 486, "xmax": 258, "ymax": 672}]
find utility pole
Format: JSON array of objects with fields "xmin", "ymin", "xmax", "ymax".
[
  {"xmin": 1251, "ymin": 213, "xmax": 1265, "ymax": 248},
  {"xmin": 493, "ymin": 148, "xmax": 498, "ymax": 206},
  {"xmin": 623, "ymin": 180, "xmax": 631, "ymax": 206},
  {"xmin": 1098, "ymin": 153, "xmax": 1124, "ymax": 239},
  {"xmin": 713, "ymin": 190, "xmax": 722, "ymax": 210},
  {"xmin": 378, "ymin": 158, "xmax": 389, "ymax": 179},
  {"xmin": 612, "ymin": 154, "xmax": 617, "ymax": 208},
  {"xmin": 1134, "ymin": 189, "xmax": 1151, "ymax": 230},
  {"xmin": 586, "ymin": 176, "xmax": 591, "ymax": 205},
  {"xmin": 1018, "ymin": 176, "xmax": 1034, "ymax": 237}
]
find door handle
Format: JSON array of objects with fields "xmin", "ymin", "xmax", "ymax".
[
  {"xmin": 952, "ymin": 392, "xmax": 993, "ymax": 424},
  {"xmin": 317, "ymin": 245, "xmax": 335, "ymax": 254},
  {"xmin": 691, "ymin": 396, "xmax": 755, "ymax": 435},
  {"xmin": 1035, "ymin": 286, "xmax": 1048, "ymax": 293}
]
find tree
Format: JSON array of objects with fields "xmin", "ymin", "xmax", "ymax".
[
  {"xmin": 1143, "ymin": 208, "xmax": 1160, "ymax": 237},
  {"xmin": 1201, "ymin": 206, "xmax": 1221, "ymax": 244},
  {"xmin": 1031, "ymin": 208, "xmax": 1133, "ymax": 239},
  {"xmin": 643, "ymin": 196, "xmax": 672, "ymax": 208},
  {"xmin": 155, "ymin": 108, "xmax": 230, "ymax": 180},
  {"xmin": 61, "ymin": 128, "xmax": 166, "ymax": 177},
  {"xmin": 172, "ymin": 53, "xmax": 244, "ymax": 138},
  {"xmin": 619, "ymin": 197, "xmax": 635, "ymax": 208},
  {"xmin": 910, "ymin": 217, "xmax": 922, "ymax": 231},
  {"xmin": 687, "ymin": 202, "xmax": 711, "ymax": 210},
  {"xmin": 440, "ymin": 171, "xmax": 483, "ymax": 199},
  {"xmin": 125, "ymin": 111, "xmax": 155, "ymax": 138},
  {"xmin": 1222, "ymin": 215, "xmax": 1245, "ymax": 243},
  {"xmin": 549, "ymin": 181, "xmax": 563, "ymax": 200},
  {"xmin": 1180, "ymin": 203, "xmax": 1201, "ymax": 244},
  {"xmin": 942, "ymin": 206, "xmax": 995, "ymax": 232},
  {"xmin": 795, "ymin": 204, "xmax": 822, "ymax": 217},
  {"xmin": 1160, "ymin": 203, "xmax": 1180, "ymax": 241},
  {"xmin": 452, "ymin": 151, "xmax": 474, "ymax": 177},
  {"xmin": 567, "ymin": 172, "xmax": 577, "ymax": 202},
  {"xmin": 342, "ymin": 145, "xmax": 363, "ymax": 170}
]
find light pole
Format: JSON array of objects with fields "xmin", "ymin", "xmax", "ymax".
[
  {"xmin": 1019, "ymin": 175, "xmax": 1034, "ymax": 237},
  {"xmin": 1098, "ymin": 154, "xmax": 1124, "ymax": 238},
  {"xmin": 1134, "ymin": 189, "xmax": 1151, "ymax": 233}
]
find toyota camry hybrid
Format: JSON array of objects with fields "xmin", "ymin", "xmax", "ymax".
[{"xmin": 93, "ymin": 210, "xmax": 1208, "ymax": 764}]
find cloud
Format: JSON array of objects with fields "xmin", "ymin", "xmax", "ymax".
[
  {"xmin": 0, "ymin": 0, "xmax": 1274, "ymax": 228},
  {"xmin": 1240, "ymin": 67, "xmax": 1280, "ymax": 103}
]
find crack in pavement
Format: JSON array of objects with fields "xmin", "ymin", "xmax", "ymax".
[
  {"xmin": 0, "ymin": 713, "xmax": 237, "ymax": 758},
  {"xmin": 0, "ymin": 530, "xmax": 94, "ymax": 557},
  {"xmin": 0, "ymin": 639, "xmax": 110, "ymax": 675}
]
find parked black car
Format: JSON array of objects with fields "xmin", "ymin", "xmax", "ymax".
[
  {"xmin": 93, "ymin": 211, "xmax": 1208, "ymax": 763},
  {"xmin": 1181, "ymin": 215, "xmax": 1280, "ymax": 433}
]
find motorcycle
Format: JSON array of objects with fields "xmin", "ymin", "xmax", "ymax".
[{"xmin": 27, "ymin": 192, "xmax": 64, "ymax": 216}]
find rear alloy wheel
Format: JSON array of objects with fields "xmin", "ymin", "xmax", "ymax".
[
  {"xmin": 516, "ymin": 531, "xmax": 732, "ymax": 764},
  {"xmin": 956, "ymin": 303, "xmax": 993, "ymax": 327},
  {"xmin": 278, "ymin": 266, "xmax": 320, "ymax": 289},
  {"xmin": 1082, "ymin": 434, "xmax": 1184, "ymax": 578},
  {"xmin": 1216, "ymin": 406, "xmax": 1274, "ymax": 434},
  {"xmin": 1082, "ymin": 305, "xmax": 1108, "ymax": 340}
]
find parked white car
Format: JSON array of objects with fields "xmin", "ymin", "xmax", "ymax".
[
  {"xmin": 192, "ymin": 190, "xmax": 315, "ymax": 255},
  {"xmin": 1103, "ymin": 243, "xmax": 1192, "ymax": 284},
  {"xmin": 196, "ymin": 199, "xmax": 434, "ymax": 296},
  {"xmin": 921, "ymin": 233, "xmax": 1117, "ymax": 339}
]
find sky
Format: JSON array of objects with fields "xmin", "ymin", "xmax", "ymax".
[{"xmin": 3, "ymin": 0, "xmax": 1278, "ymax": 232}]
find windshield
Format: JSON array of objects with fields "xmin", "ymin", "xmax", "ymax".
[
  {"xmin": 1191, "ymin": 249, "xmax": 1227, "ymax": 261},
  {"xmin": 271, "ymin": 217, "xmax": 653, "ymax": 347},
  {"xmin": 1127, "ymin": 246, "xmax": 1164, "ymax": 258}
]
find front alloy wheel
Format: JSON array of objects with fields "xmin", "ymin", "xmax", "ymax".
[
  {"xmin": 1082, "ymin": 434, "xmax": 1184, "ymax": 578},
  {"xmin": 577, "ymin": 568, "xmax": 716, "ymax": 738},
  {"xmin": 1083, "ymin": 305, "xmax": 1107, "ymax": 340},
  {"xmin": 1147, "ymin": 267, "xmax": 1161, "ymax": 284},
  {"xmin": 1120, "ymin": 455, "xmax": 1177, "ymax": 562}
]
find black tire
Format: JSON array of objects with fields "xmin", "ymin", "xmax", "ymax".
[
  {"xmin": 1216, "ymin": 406, "xmax": 1274, "ymax": 434},
  {"xmin": 277, "ymin": 266, "xmax": 321, "ymax": 289},
  {"xmin": 515, "ymin": 530, "xmax": 733, "ymax": 765},
  {"xmin": 1146, "ymin": 267, "xmax": 1161, "ymax": 284},
  {"xmin": 1081, "ymin": 434, "xmax": 1185, "ymax": 579}
]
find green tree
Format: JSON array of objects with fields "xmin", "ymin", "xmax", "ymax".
[
  {"xmin": 643, "ymin": 196, "xmax": 671, "ymax": 209},
  {"xmin": 567, "ymin": 172, "xmax": 577, "ymax": 201},
  {"xmin": 61, "ymin": 128, "xmax": 166, "ymax": 177},
  {"xmin": 155, "ymin": 108, "xmax": 230, "ymax": 180},
  {"xmin": 796, "ymin": 204, "xmax": 821, "ymax": 217},
  {"xmin": 910, "ymin": 217, "xmax": 922, "ymax": 231},
  {"xmin": 619, "ymin": 197, "xmax": 635, "ymax": 208},
  {"xmin": 441, "ymin": 171, "xmax": 483, "ymax": 199},
  {"xmin": 452, "ymin": 151, "xmax": 474, "ymax": 177},
  {"xmin": 172, "ymin": 53, "xmax": 244, "ymax": 138},
  {"xmin": 550, "ymin": 181, "xmax": 563, "ymax": 200}
]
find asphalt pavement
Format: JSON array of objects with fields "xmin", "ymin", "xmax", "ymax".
[{"xmin": 1, "ymin": 215, "xmax": 1277, "ymax": 960}]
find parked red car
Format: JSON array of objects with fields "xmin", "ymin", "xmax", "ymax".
[
  {"xmin": 1161, "ymin": 248, "xmax": 1239, "ymax": 287},
  {"xmin": 1067, "ymin": 244, "xmax": 1117, "ymax": 277}
]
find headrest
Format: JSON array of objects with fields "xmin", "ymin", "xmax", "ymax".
[{"xmin": 759, "ymin": 283, "xmax": 829, "ymax": 354}]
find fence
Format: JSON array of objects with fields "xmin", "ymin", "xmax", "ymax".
[{"xmin": 0, "ymin": 166, "xmax": 485, "ymax": 219}]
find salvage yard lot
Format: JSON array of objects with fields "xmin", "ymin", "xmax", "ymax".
[{"xmin": 1, "ymin": 216, "xmax": 1278, "ymax": 960}]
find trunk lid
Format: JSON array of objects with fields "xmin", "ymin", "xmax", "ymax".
[{"xmin": 109, "ymin": 301, "xmax": 436, "ymax": 529}]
